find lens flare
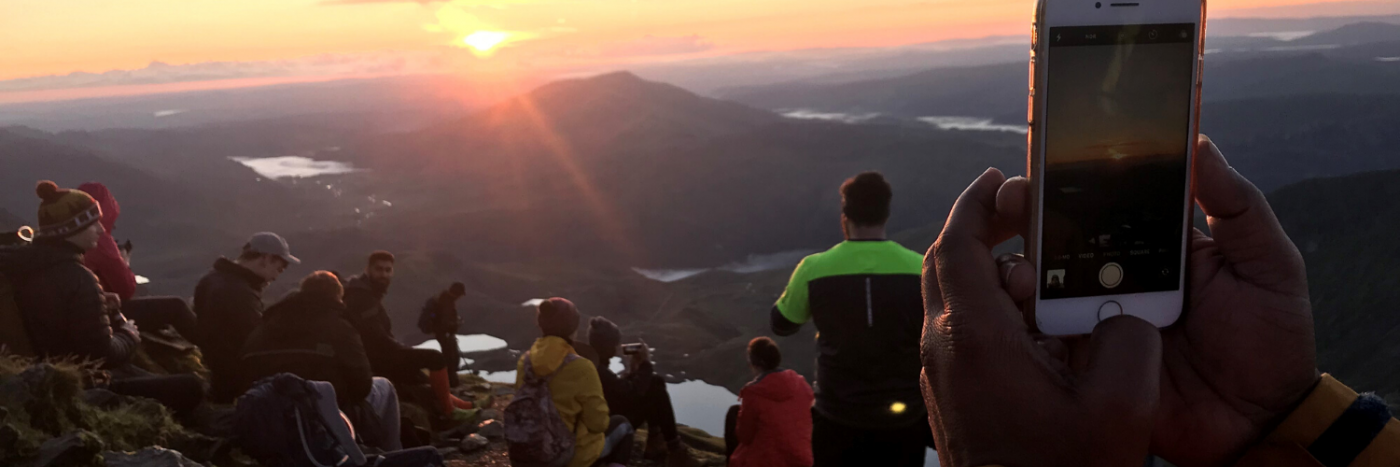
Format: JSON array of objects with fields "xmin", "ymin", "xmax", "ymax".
[
  {"xmin": 464, "ymin": 31, "xmax": 508, "ymax": 52},
  {"xmin": 890, "ymin": 401, "xmax": 907, "ymax": 414}
]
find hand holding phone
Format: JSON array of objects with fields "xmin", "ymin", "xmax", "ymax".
[
  {"xmin": 988, "ymin": 138, "xmax": 1320, "ymax": 466},
  {"xmin": 922, "ymin": 168, "xmax": 1162, "ymax": 466}
]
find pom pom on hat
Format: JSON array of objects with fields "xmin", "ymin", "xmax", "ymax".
[{"xmin": 36, "ymin": 180, "xmax": 61, "ymax": 202}]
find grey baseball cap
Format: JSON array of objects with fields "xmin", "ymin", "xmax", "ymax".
[{"xmin": 245, "ymin": 232, "xmax": 300, "ymax": 265}]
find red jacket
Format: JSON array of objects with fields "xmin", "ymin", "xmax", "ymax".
[
  {"xmin": 730, "ymin": 369, "xmax": 814, "ymax": 467},
  {"xmin": 78, "ymin": 183, "xmax": 136, "ymax": 301}
]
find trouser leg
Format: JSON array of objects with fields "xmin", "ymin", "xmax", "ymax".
[
  {"xmin": 436, "ymin": 334, "xmax": 460, "ymax": 387},
  {"xmin": 643, "ymin": 375, "xmax": 680, "ymax": 443},
  {"xmin": 108, "ymin": 373, "xmax": 205, "ymax": 414},
  {"xmin": 724, "ymin": 404, "xmax": 740, "ymax": 462},
  {"xmin": 363, "ymin": 377, "xmax": 404, "ymax": 451},
  {"xmin": 597, "ymin": 415, "xmax": 635, "ymax": 465},
  {"xmin": 122, "ymin": 296, "xmax": 198, "ymax": 339}
]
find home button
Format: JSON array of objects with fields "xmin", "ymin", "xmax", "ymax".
[{"xmin": 1097, "ymin": 301, "xmax": 1123, "ymax": 321}]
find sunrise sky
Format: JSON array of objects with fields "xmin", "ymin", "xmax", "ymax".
[{"xmin": 1, "ymin": 0, "xmax": 1396, "ymax": 100}]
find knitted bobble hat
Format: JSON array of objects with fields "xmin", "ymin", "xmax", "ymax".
[{"xmin": 35, "ymin": 181, "xmax": 102, "ymax": 240}]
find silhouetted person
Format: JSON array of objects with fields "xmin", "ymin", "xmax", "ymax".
[
  {"xmin": 343, "ymin": 251, "xmax": 473, "ymax": 418},
  {"xmin": 770, "ymin": 172, "xmax": 932, "ymax": 466},
  {"xmin": 419, "ymin": 282, "xmax": 466, "ymax": 387},
  {"xmin": 1, "ymin": 181, "xmax": 202, "ymax": 413},
  {"xmin": 78, "ymin": 182, "xmax": 197, "ymax": 340},
  {"xmin": 194, "ymin": 231, "xmax": 297, "ymax": 402},
  {"xmin": 582, "ymin": 317, "xmax": 694, "ymax": 466}
]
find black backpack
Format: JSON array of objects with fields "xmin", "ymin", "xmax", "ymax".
[{"xmin": 233, "ymin": 373, "xmax": 364, "ymax": 467}]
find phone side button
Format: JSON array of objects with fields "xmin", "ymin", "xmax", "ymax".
[{"xmin": 1097, "ymin": 301, "xmax": 1123, "ymax": 322}]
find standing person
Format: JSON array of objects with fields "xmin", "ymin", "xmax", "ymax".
[
  {"xmin": 583, "ymin": 317, "xmax": 694, "ymax": 467},
  {"xmin": 343, "ymin": 251, "xmax": 474, "ymax": 419},
  {"xmin": 194, "ymin": 231, "xmax": 297, "ymax": 403},
  {"xmin": 419, "ymin": 282, "xmax": 466, "ymax": 387},
  {"xmin": 77, "ymin": 182, "xmax": 197, "ymax": 340},
  {"xmin": 0, "ymin": 181, "xmax": 202, "ymax": 413},
  {"xmin": 725, "ymin": 337, "xmax": 813, "ymax": 467},
  {"xmin": 770, "ymin": 172, "xmax": 932, "ymax": 467},
  {"xmin": 515, "ymin": 298, "xmax": 632, "ymax": 467},
  {"xmin": 241, "ymin": 271, "xmax": 403, "ymax": 451}
]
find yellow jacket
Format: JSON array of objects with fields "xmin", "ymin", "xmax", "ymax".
[
  {"xmin": 977, "ymin": 374, "xmax": 1399, "ymax": 467},
  {"xmin": 516, "ymin": 336, "xmax": 610, "ymax": 467}
]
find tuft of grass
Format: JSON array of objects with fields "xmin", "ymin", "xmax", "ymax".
[{"xmin": 0, "ymin": 353, "xmax": 195, "ymax": 464}]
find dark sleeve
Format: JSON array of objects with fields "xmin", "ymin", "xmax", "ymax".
[
  {"xmin": 624, "ymin": 358, "xmax": 657, "ymax": 395},
  {"xmin": 770, "ymin": 306, "xmax": 803, "ymax": 337},
  {"xmin": 226, "ymin": 288, "xmax": 264, "ymax": 350},
  {"xmin": 63, "ymin": 267, "xmax": 137, "ymax": 365},
  {"xmin": 332, "ymin": 320, "xmax": 373, "ymax": 403},
  {"xmin": 343, "ymin": 289, "xmax": 400, "ymax": 352}
]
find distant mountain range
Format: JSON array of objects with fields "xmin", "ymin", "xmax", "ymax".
[
  {"xmin": 1270, "ymin": 168, "xmax": 1400, "ymax": 406},
  {"xmin": 0, "ymin": 49, "xmax": 1396, "ymax": 396},
  {"xmin": 717, "ymin": 21, "xmax": 1400, "ymax": 121}
]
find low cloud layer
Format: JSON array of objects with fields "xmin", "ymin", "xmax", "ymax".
[{"xmin": 0, "ymin": 53, "xmax": 444, "ymax": 93}]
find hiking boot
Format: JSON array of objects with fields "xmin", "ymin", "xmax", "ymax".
[
  {"xmin": 643, "ymin": 431, "xmax": 668, "ymax": 461},
  {"xmin": 665, "ymin": 441, "xmax": 700, "ymax": 467}
]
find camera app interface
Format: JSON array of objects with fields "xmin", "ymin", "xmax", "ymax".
[{"xmin": 1040, "ymin": 23, "xmax": 1195, "ymax": 299}]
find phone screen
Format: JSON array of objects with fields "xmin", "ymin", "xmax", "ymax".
[{"xmin": 1040, "ymin": 23, "xmax": 1196, "ymax": 300}]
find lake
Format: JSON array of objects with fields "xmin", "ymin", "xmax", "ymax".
[{"xmin": 231, "ymin": 156, "xmax": 362, "ymax": 179}]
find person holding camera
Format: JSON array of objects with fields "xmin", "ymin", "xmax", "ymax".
[{"xmin": 582, "ymin": 317, "xmax": 695, "ymax": 467}]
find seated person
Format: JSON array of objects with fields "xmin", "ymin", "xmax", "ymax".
[
  {"xmin": 582, "ymin": 317, "xmax": 693, "ymax": 466},
  {"xmin": 77, "ymin": 182, "xmax": 197, "ymax": 340},
  {"xmin": 724, "ymin": 337, "xmax": 814, "ymax": 467},
  {"xmin": 241, "ymin": 271, "xmax": 402, "ymax": 451},
  {"xmin": 2, "ymin": 181, "xmax": 202, "ymax": 413},
  {"xmin": 343, "ymin": 251, "xmax": 473, "ymax": 419},
  {"xmin": 516, "ymin": 298, "xmax": 633, "ymax": 467}
]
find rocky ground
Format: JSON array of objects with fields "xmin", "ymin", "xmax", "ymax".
[{"xmin": 0, "ymin": 353, "xmax": 726, "ymax": 467}]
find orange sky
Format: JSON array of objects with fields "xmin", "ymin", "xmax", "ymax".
[{"xmin": 0, "ymin": 0, "xmax": 1390, "ymax": 85}]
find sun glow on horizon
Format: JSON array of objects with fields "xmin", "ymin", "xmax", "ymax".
[{"xmin": 464, "ymin": 31, "xmax": 509, "ymax": 52}]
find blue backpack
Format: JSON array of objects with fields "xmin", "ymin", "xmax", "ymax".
[{"xmin": 233, "ymin": 373, "xmax": 365, "ymax": 467}]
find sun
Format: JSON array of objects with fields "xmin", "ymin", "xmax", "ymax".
[{"xmin": 463, "ymin": 31, "xmax": 509, "ymax": 53}]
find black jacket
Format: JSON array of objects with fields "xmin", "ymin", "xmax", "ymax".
[
  {"xmin": 343, "ymin": 275, "xmax": 404, "ymax": 362},
  {"xmin": 240, "ymin": 292, "xmax": 373, "ymax": 406},
  {"xmin": 193, "ymin": 257, "xmax": 268, "ymax": 401},
  {"xmin": 0, "ymin": 241, "xmax": 137, "ymax": 367},
  {"xmin": 574, "ymin": 343, "xmax": 656, "ymax": 419}
]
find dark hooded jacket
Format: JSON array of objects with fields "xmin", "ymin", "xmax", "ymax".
[
  {"xmin": 240, "ymin": 291, "xmax": 373, "ymax": 407},
  {"xmin": 342, "ymin": 274, "xmax": 404, "ymax": 363},
  {"xmin": 0, "ymin": 240, "xmax": 138, "ymax": 367},
  {"xmin": 729, "ymin": 369, "xmax": 814, "ymax": 467},
  {"xmin": 77, "ymin": 183, "xmax": 137, "ymax": 301},
  {"xmin": 194, "ymin": 257, "xmax": 269, "ymax": 402}
]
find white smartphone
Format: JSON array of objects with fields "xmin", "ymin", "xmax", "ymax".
[{"xmin": 1026, "ymin": 0, "xmax": 1206, "ymax": 335}]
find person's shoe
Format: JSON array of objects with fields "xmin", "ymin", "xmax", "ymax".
[
  {"xmin": 665, "ymin": 439, "xmax": 699, "ymax": 467},
  {"xmin": 643, "ymin": 431, "xmax": 668, "ymax": 461},
  {"xmin": 450, "ymin": 408, "xmax": 479, "ymax": 424}
]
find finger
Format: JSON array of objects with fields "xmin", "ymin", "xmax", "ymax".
[
  {"xmin": 995, "ymin": 176, "xmax": 1031, "ymax": 240},
  {"xmin": 996, "ymin": 254, "xmax": 1035, "ymax": 303},
  {"xmin": 931, "ymin": 168, "xmax": 1025, "ymax": 335},
  {"xmin": 1082, "ymin": 315, "xmax": 1161, "ymax": 418},
  {"xmin": 1080, "ymin": 315, "xmax": 1161, "ymax": 461},
  {"xmin": 1193, "ymin": 135, "xmax": 1307, "ymax": 291}
]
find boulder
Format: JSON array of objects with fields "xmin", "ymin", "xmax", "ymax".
[
  {"xmin": 478, "ymin": 409, "xmax": 502, "ymax": 422},
  {"xmin": 475, "ymin": 420, "xmax": 504, "ymax": 440},
  {"xmin": 102, "ymin": 447, "xmax": 205, "ymax": 467},
  {"xmin": 25, "ymin": 430, "xmax": 103, "ymax": 467},
  {"xmin": 459, "ymin": 434, "xmax": 489, "ymax": 453}
]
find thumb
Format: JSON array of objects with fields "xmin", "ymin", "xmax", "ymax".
[
  {"xmin": 1081, "ymin": 315, "xmax": 1161, "ymax": 455},
  {"xmin": 1193, "ymin": 135, "xmax": 1307, "ymax": 292}
]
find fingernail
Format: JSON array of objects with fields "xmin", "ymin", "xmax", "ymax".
[{"xmin": 1000, "ymin": 260, "xmax": 1018, "ymax": 287}]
